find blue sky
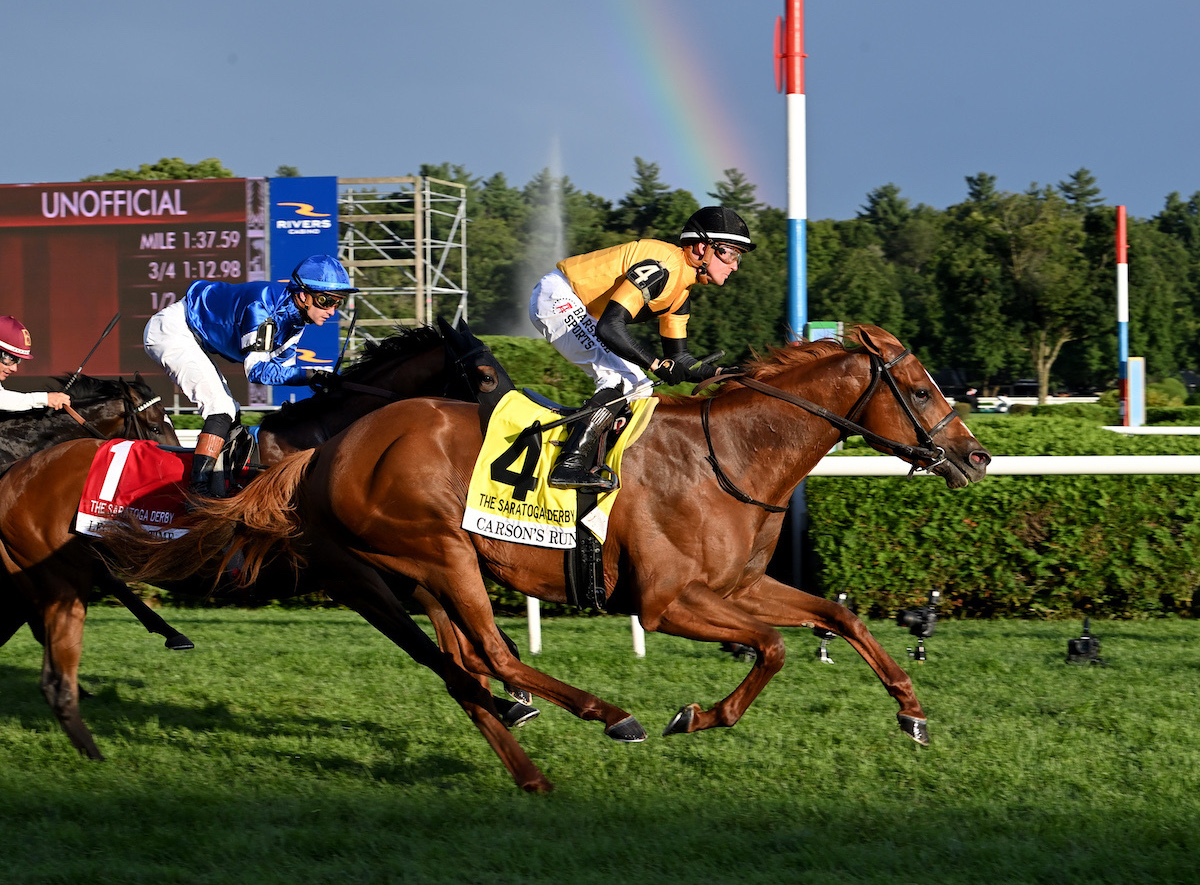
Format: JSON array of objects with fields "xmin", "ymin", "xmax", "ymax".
[{"xmin": 6, "ymin": 1, "xmax": 1199, "ymax": 221}]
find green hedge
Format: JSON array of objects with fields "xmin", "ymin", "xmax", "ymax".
[{"xmin": 807, "ymin": 417, "xmax": 1200, "ymax": 619}]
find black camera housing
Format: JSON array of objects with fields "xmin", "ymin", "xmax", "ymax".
[
  {"xmin": 1067, "ymin": 618, "xmax": 1104, "ymax": 665},
  {"xmin": 896, "ymin": 590, "xmax": 940, "ymax": 639}
]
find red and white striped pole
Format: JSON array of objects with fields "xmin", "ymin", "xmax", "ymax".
[
  {"xmin": 1116, "ymin": 206, "xmax": 1129, "ymax": 425},
  {"xmin": 775, "ymin": 0, "xmax": 806, "ymax": 342}
]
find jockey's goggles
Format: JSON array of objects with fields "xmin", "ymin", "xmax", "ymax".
[
  {"xmin": 712, "ymin": 244, "xmax": 746, "ymax": 267},
  {"xmin": 0, "ymin": 349, "xmax": 19, "ymax": 367},
  {"xmin": 303, "ymin": 290, "xmax": 347, "ymax": 310}
]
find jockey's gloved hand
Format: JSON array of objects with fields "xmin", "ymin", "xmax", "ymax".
[
  {"xmin": 653, "ymin": 356, "xmax": 717, "ymax": 386},
  {"xmin": 304, "ymin": 366, "xmax": 340, "ymax": 391}
]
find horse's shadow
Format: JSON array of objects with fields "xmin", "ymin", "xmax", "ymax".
[{"xmin": 0, "ymin": 659, "xmax": 469, "ymax": 782}]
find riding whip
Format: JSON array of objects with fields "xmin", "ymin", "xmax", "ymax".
[
  {"xmin": 64, "ymin": 312, "xmax": 120, "ymax": 392},
  {"xmin": 332, "ymin": 305, "xmax": 359, "ymax": 375}
]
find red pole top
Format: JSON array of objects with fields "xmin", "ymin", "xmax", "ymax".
[
  {"xmin": 1116, "ymin": 205, "xmax": 1128, "ymax": 264},
  {"xmin": 775, "ymin": 0, "xmax": 805, "ymax": 95}
]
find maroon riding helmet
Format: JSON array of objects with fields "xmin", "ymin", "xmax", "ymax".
[{"xmin": 0, "ymin": 316, "xmax": 33, "ymax": 360}]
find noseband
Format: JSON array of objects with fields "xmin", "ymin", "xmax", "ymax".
[{"xmin": 702, "ymin": 349, "xmax": 958, "ymax": 512}]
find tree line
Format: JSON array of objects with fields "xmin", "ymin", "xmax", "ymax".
[{"xmin": 86, "ymin": 158, "xmax": 1200, "ymax": 401}]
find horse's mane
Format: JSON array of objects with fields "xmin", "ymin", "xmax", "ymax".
[
  {"xmin": 341, "ymin": 325, "xmax": 444, "ymax": 382},
  {"xmin": 49, "ymin": 374, "xmax": 127, "ymax": 406},
  {"xmin": 266, "ymin": 324, "xmax": 444, "ymax": 422},
  {"xmin": 741, "ymin": 336, "xmax": 858, "ymax": 383}
]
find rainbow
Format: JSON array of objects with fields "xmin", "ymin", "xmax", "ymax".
[{"xmin": 605, "ymin": 0, "xmax": 758, "ymax": 200}]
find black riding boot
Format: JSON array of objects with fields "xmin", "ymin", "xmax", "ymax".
[
  {"xmin": 549, "ymin": 387, "xmax": 624, "ymax": 492},
  {"xmin": 189, "ymin": 413, "xmax": 233, "ymax": 500}
]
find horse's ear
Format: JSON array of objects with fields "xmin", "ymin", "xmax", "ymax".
[
  {"xmin": 857, "ymin": 325, "xmax": 898, "ymax": 358},
  {"xmin": 858, "ymin": 326, "xmax": 884, "ymax": 357}
]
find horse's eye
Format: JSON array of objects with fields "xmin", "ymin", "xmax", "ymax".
[{"xmin": 914, "ymin": 388, "xmax": 931, "ymax": 402}]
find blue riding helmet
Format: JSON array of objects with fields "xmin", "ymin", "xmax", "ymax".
[{"xmin": 290, "ymin": 255, "xmax": 359, "ymax": 293}]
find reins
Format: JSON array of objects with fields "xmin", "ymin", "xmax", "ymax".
[{"xmin": 701, "ymin": 348, "xmax": 959, "ymax": 512}]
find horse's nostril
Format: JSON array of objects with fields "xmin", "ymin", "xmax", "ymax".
[{"xmin": 972, "ymin": 450, "xmax": 992, "ymax": 466}]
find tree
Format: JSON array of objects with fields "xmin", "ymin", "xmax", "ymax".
[
  {"xmin": 274, "ymin": 165, "xmax": 301, "ymax": 178},
  {"xmin": 708, "ymin": 168, "xmax": 763, "ymax": 215},
  {"xmin": 82, "ymin": 157, "xmax": 234, "ymax": 181},
  {"xmin": 1057, "ymin": 167, "xmax": 1103, "ymax": 213},
  {"xmin": 615, "ymin": 157, "xmax": 674, "ymax": 237}
]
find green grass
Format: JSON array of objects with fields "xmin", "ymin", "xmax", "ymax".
[{"xmin": 2, "ymin": 608, "xmax": 1199, "ymax": 884}]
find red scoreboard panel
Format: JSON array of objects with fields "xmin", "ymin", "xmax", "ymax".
[{"xmin": 0, "ymin": 179, "xmax": 266, "ymax": 401}]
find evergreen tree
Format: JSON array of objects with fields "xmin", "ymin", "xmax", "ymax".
[
  {"xmin": 1057, "ymin": 167, "xmax": 1104, "ymax": 212},
  {"xmin": 708, "ymin": 168, "xmax": 763, "ymax": 215}
]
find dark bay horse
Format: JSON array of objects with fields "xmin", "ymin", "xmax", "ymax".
[
  {"xmin": 0, "ymin": 321, "xmax": 518, "ymax": 762},
  {"xmin": 112, "ymin": 325, "xmax": 991, "ymax": 791},
  {"xmin": 0, "ymin": 373, "xmax": 178, "ymax": 467}
]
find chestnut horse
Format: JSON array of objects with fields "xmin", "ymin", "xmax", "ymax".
[
  {"xmin": 111, "ymin": 325, "xmax": 991, "ymax": 792},
  {"xmin": 0, "ymin": 320, "xmax": 517, "ymax": 761}
]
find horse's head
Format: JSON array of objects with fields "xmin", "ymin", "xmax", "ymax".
[
  {"xmin": 852, "ymin": 326, "xmax": 991, "ymax": 489},
  {"xmin": 436, "ymin": 316, "xmax": 515, "ymax": 411},
  {"xmin": 121, "ymin": 374, "xmax": 181, "ymax": 445}
]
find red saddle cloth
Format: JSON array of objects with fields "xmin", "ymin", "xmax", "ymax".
[{"xmin": 74, "ymin": 439, "xmax": 192, "ymax": 539}]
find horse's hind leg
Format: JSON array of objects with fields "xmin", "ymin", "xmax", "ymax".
[
  {"xmin": 409, "ymin": 553, "xmax": 645, "ymax": 742},
  {"xmin": 96, "ymin": 567, "xmax": 194, "ymax": 651},
  {"xmin": 39, "ymin": 594, "xmax": 104, "ymax": 760},
  {"xmin": 324, "ymin": 564, "xmax": 554, "ymax": 793},
  {"xmin": 410, "ymin": 586, "xmax": 538, "ymax": 726}
]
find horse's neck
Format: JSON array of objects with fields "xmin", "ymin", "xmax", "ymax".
[{"xmin": 700, "ymin": 356, "xmax": 870, "ymax": 504}]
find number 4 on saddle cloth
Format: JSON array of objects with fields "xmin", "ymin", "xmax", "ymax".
[
  {"xmin": 463, "ymin": 390, "xmax": 657, "ymax": 610},
  {"xmin": 74, "ymin": 432, "xmax": 256, "ymax": 540}
]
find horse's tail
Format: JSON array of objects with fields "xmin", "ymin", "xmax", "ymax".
[{"xmin": 102, "ymin": 448, "xmax": 318, "ymax": 588}]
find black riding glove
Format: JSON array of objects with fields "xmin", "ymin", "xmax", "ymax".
[
  {"xmin": 305, "ymin": 367, "xmax": 341, "ymax": 392},
  {"xmin": 654, "ymin": 356, "xmax": 716, "ymax": 386}
]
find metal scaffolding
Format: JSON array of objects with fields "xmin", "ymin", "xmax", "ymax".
[{"xmin": 336, "ymin": 176, "xmax": 468, "ymax": 355}]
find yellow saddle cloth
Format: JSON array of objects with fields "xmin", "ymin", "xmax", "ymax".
[{"xmin": 462, "ymin": 390, "xmax": 656, "ymax": 548}]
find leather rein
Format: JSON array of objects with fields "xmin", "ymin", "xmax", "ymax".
[
  {"xmin": 700, "ymin": 348, "xmax": 958, "ymax": 513},
  {"xmin": 64, "ymin": 392, "xmax": 163, "ymax": 441}
]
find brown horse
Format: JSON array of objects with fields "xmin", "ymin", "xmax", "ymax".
[
  {"xmin": 111, "ymin": 325, "xmax": 991, "ymax": 792},
  {"xmin": 0, "ymin": 320, "xmax": 518, "ymax": 762}
]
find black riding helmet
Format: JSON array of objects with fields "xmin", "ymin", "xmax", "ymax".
[{"xmin": 679, "ymin": 207, "xmax": 756, "ymax": 253}]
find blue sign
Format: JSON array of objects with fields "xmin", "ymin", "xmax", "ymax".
[{"xmin": 268, "ymin": 176, "xmax": 340, "ymax": 404}]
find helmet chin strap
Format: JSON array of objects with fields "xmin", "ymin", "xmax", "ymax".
[{"xmin": 692, "ymin": 243, "xmax": 715, "ymax": 285}]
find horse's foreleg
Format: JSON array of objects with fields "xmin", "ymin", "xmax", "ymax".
[
  {"xmin": 324, "ymin": 566, "xmax": 554, "ymax": 793},
  {"xmin": 646, "ymin": 582, "xmax": 789, "ymax": 736},
  {"xmin": 39, "ymin": 595, "xmax": 104, "ymax": 760},
  {"xmin": 730, "ymin": 575, "xmax": 928, "ymax": 744},
  {"xmin": 96, "ymin": 568, "xmax": 194, "ymax": 651}
]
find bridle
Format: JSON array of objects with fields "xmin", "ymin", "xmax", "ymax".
[
  {"xmin": 701, "ymin": 348, "xmax": 959, "ymax": 512},
  {"xmin": 63, "ymin": 389, "xmax": 163, "ymax": 441}
]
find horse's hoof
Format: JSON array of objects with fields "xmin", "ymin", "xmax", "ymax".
[
  {"xmin": 505, "ymin": 684, "xmax": 533, "ymax": 705},
  {"xmin": 605, "ymin": 715, "xmax": 647, "ymax": 742},
  {"xmin": 501, "ymin": 702, "xmax": 540, "ymax": 729},
  {"xmin": 662, "ymin": 704, "xmax": 697, "ymax": 737},
  {"xmin": 898, "ymin": 714, "xmax": 930, "ymax": 746},
  {"xmin": 164, "ymin": 633, "xmax": 195, "ymax": 651}
]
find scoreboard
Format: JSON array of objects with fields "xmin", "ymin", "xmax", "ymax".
[{"xmin": 0, "ymin": 179, "xmax": 266, "ymax": 402}]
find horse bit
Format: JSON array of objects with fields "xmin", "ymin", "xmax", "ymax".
[{"xmin": 701, "ymin": 348, "xmax": 958, "ymax": 513}]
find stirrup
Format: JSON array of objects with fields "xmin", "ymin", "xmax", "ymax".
[{"xmin": 550, "ymin": 463, "xmax": 618, "ymax": 493}]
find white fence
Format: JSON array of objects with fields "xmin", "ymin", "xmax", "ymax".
[{"xmin": 535, "ymin": 449, "xmax": 1200, "ymax": 657}]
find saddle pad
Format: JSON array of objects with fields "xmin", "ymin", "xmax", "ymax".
[
  {"xmin": 462, "ymin": 390, "xmax": 656, "ymax": 548},
  {"xmin": 75, "ymin": 439, "xmax": 192, "ymax": 539}
]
